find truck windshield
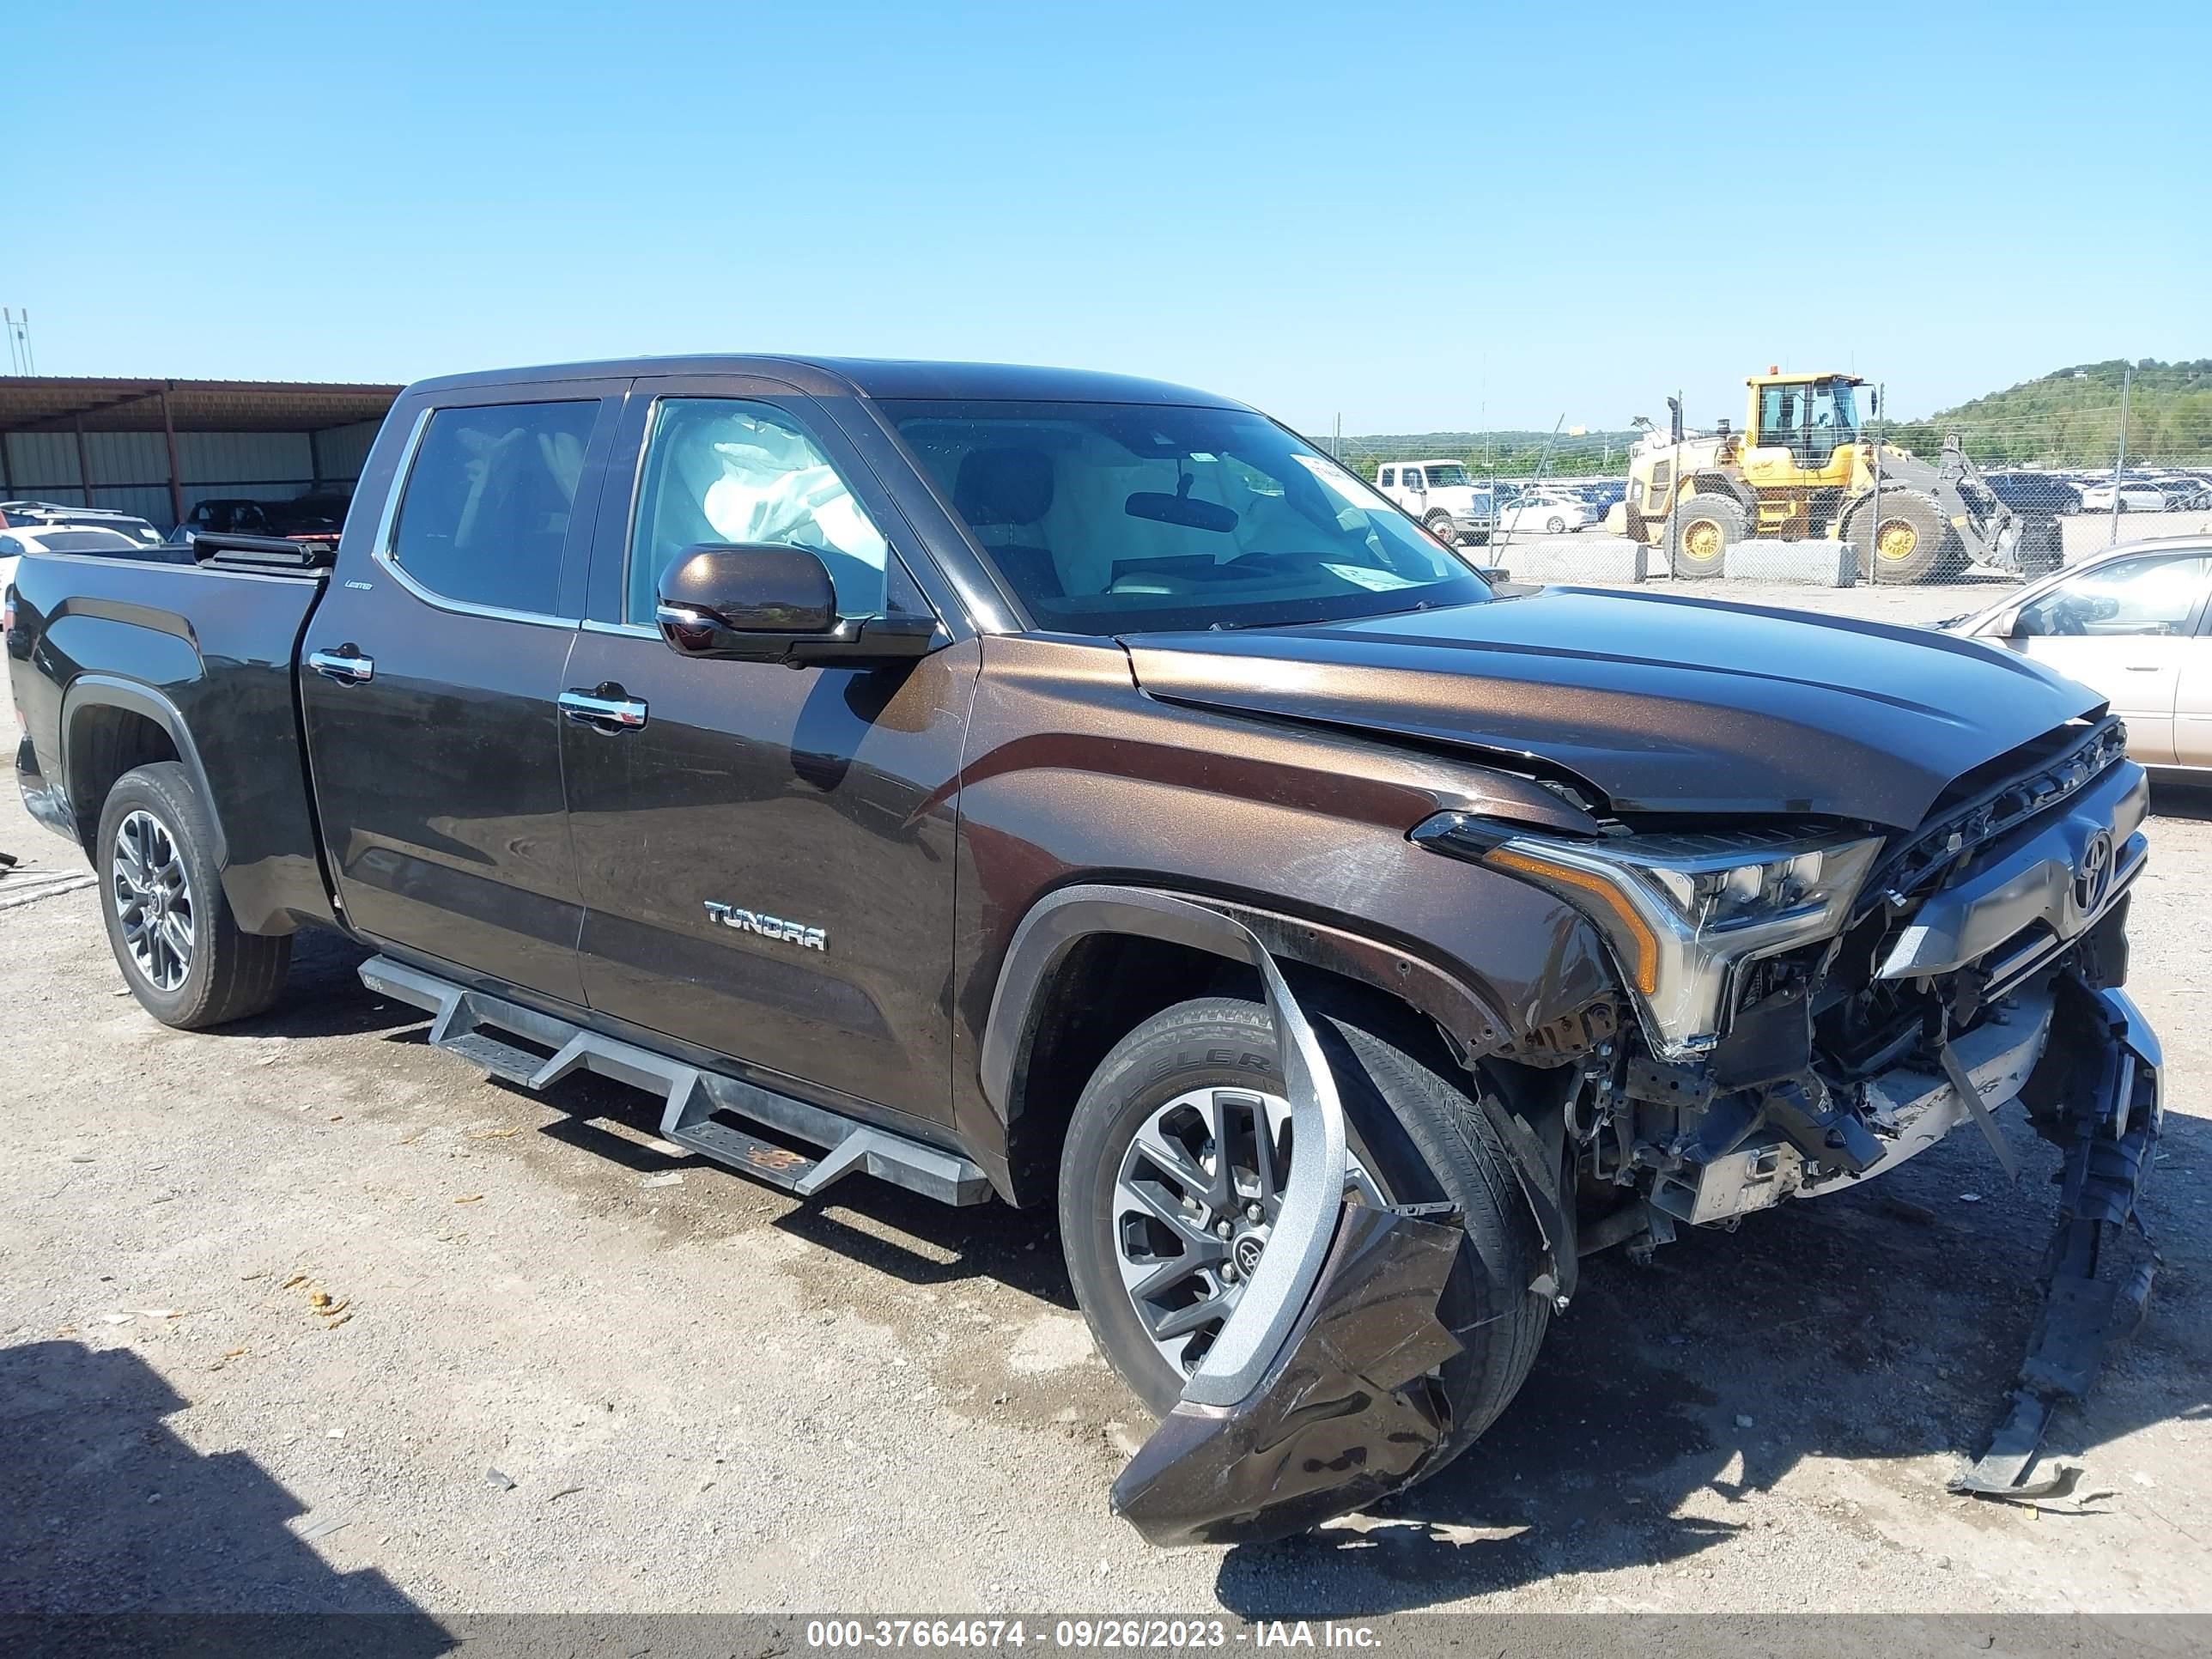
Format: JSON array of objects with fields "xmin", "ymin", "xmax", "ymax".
[
  {"xmin": 1420, "ymin": 464, "xmax": 1470, "ymax": 487},
  {"xmin": 884, "ymin": 400, "xmax": 1491, "ymax": 634}
]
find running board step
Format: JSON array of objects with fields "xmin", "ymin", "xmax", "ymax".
[{"xmin": 359, "ymin": 955, "xmax": 991, "ymax": 1206}]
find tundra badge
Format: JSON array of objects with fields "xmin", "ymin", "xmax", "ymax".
[{"xmin": 704, "ymin": 901, "xmax": 827, "ymax": 951}]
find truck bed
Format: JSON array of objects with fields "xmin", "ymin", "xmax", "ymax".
[{"xmin": 7, "ymin": 547, "xmax": 336, "ymax": 935}]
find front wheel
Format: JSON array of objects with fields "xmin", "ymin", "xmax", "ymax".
[
  {"xmin": 1058, "ymin": 993, "xmax": 1549, "ymax": 1468},
  {"xmin": 1425, "ymin": 511, "xmax": 1459, "ymax": 546},
  {"xmin": 1663, "ymin": 493, "xmax": 1747, "ymax": 579},
  {"xmin": 96, "ymin": 763, "xmax": 291, "ymax": 1029},
  {"xmin": 1841, "ymin": 489, "xmax": 1952, "ymax": 583}
]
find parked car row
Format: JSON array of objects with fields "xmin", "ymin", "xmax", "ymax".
[
  {"xmin": 0, "ymin": 499, "xmax": 167, "ymax": 547},
  {"xmin": 1372, "ymin": 465, "xmax": 1621, "ymax": 544},
  {"xmin": 1982, "ymin": 471, "xmax": 2212, "ymax": 516}
]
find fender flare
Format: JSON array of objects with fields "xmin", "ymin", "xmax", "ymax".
[
  {"xmin": 58, "ymin": 675, "xmax": 229, "ymax": 866},
  {"xmin": 1683, "ymin": 472, "xmax": 1755, "ymax": 512},
  {"xmin": 978, "ymin": 883, "xmax": 1516, "ymax": 1124}
]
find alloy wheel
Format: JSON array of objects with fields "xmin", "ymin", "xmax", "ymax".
[
  {"xmin": 1110, "ymin": 1085, "xmax": 1385, "ymax": 1377},
  {"xmin": 112, "ymin": 808, "xmax": 195, "ymax": 992}
]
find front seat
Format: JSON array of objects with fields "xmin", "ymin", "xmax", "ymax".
[{"xmin": 953, "ymin": 447, "xmax": 1063, "ymax": 600}]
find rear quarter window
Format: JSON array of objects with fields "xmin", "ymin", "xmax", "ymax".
[{"xmin": 388, "ymin": 401, "xmax": 599, "ymax": 615}]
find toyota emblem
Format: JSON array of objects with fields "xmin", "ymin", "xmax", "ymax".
[{"xmin": 2074, "ymin": 829, "xmax": 2114, "ymax": 915}]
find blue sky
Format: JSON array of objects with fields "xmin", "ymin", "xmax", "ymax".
[{"xmin": 5, "ymin": 2, "xmax": 2203, "ymax": 433}]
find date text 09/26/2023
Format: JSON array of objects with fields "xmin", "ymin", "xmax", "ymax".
[{"xmin": 803, "ymin": 1620, "xmax": 1385, "ymax": 1650}]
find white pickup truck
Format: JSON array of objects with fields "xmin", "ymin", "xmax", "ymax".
[{"xmin": 1376, "ymin": 459, "xmax": 1493, "ymax": 545}]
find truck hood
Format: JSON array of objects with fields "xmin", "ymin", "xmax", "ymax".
[{"xmin": 1121, "ymin": 587, "xmax": 2105, "ymax": 829}]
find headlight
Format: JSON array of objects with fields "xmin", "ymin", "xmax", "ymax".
[{"xmin": 1412, "ymin": 815, "xmax": 1882, "ymax": 1059}]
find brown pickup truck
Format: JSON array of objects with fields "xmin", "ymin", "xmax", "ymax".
[{"xmin": 6, "ymin": 356, "xmax": 2163, "ymax": 1542}]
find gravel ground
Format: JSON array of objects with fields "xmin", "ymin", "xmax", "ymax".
[{"xmin": 3, "ymin": 601, "xmax": 2209, "ymax": 1620}]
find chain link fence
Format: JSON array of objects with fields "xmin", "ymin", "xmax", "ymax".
[{"xmin": 1316, "ymin": 360, "xmax": 2212, "ymax": 590}]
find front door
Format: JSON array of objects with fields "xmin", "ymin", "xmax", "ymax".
[
  {"xmin": 2002, "ymin": 550, "xmax": 2212, "ymax": 768},
  {"xmin": 301, "ymin": 383, "xmax": 625, "ymax": 1002},
  {"xmin": 2178, "ymin": 604, "xmax": 2212, "ymax": 769},
  {"xmin": 559, "ymin": 376, "xmax": 973, "ymax": 1123}
]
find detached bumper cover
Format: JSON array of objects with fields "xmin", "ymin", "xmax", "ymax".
[
  {"xmin": 1954, "ymin": 981, "xmax": 2163, "ymax": 1504},
  {"xmin": 1103, "ymin": 904, "xmax": 1472, "ymax": 1548},
  {"xmin": 1111, "ymin": 1204, "xmax": 1466, "ymax": 1548}
]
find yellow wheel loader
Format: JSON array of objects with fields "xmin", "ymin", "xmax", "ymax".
[{"xmin": 1614, "ymin": 371, "xmax": 2045, "ymax": 583}]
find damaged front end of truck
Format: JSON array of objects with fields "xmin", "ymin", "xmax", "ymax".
[
  {"xmin": 1412, "ymin": 713, "xmax": 2164, "ymax": 1504},
  {"xmin": 1116, "ymin": 714, "xmax": 2164, "ymax": 1543}
]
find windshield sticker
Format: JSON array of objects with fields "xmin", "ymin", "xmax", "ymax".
[{"xmin": 1322, "ymin": 563, "xmax": 1421, "ymax": 592}]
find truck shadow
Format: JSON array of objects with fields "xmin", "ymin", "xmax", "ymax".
[
  {"xmin": 1206, "ymin": 1110, "xmax": 2207, "ymax": 1615},
  {"xmin": 210, "ymin": 929, "xmax": 422, "ymax": 1042},
  {"xmin": 0, "ymin": 1337, "xmax": 453, "ymax": 1648}
]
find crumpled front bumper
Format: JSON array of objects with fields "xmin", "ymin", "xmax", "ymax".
[
  {"xmin": 1106, "ymin": 913, "xmax": 1473, "ymax": 1547},
  {"xmin": 1112, "ymin": 1201, "xmax": 1467, "ymax": 1547}
]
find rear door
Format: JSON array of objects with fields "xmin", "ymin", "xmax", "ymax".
[
  {"xmin": 2002, "ymin": 551, "xmax": 2212, "ymax": 768},
  {"xmin": 559, "ymin": 373, "xmax": 974, "ymax": 1124},
  {"xmin": 301, "ymin": 381, "xmax": 626, "ymax": 1002}
]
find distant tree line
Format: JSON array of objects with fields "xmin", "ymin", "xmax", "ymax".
[{"xmin": 1317, "ymin": 429, "xmax": 1640, "ymax": 480}]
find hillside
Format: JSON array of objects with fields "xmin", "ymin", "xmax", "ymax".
[{"xmin": 1889, "ymin": 359, "xmax": 2212, "ymax": 467}]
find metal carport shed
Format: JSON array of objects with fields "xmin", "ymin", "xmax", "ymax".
[{"xmin": 0, "ymin": 377, "xmax": 401, "ymax": 533}]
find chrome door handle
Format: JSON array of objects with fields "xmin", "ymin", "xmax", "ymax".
[
  {"xmin": 559, "ymin": 690, "xmax": 649, "ymax": 731},
  {"xmin": 307, "ymin": 648, "xmax": 374, "ymax": 684}
]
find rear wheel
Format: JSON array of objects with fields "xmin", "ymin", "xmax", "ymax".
[
  {"xmin": 1545, "ymin": 514, "xmax": 1566, "ymax": 535},
  {"xmin": 1843, "ymin": 489, "xmax": 1951, "ymax": 583},
  {"xmin": 1663, "ymin": 493, "xmax": 1747, "ymax": 579},
  {"xmin": 1059, "ymin": 992, "xmax": 1549, "ymax": 1468},
  {"xmin": 1425, "ymin": 511, "xmax": 1459, "ymax": 546},
  {"xmin": 96, "ymin": 763, "xmax": 290, "ymax": 1030}
]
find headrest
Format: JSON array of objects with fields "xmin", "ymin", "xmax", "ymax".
[{"xmin": 954, "ymin": 447, "xmax": 1054, "ymax": 527}]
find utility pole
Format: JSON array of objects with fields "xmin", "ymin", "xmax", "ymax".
[
  {"xmin": 2, "ymin": 307, "xmax": 33, "ymax": 375},
  {"xmin": 1867, "ymin": 382, "xmax": 1884, "ymax": 586},
  {"xmin": 2108, "ymin": 363, "xmax": 2132, "ymax": 549}
]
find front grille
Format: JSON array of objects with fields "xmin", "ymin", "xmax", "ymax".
[{"xmin": 1854, "ymin": 716, "xmax": 2127, "ymax": 924}]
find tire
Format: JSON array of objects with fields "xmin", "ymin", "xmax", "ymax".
[
  {"xmin": 1841, "ymin": 489, "xmax": 1951, "ymax": 584},
  {"xmin": 2018, "ymin": 520, "xmax": 2064, "ymax": 577},
  {"xmin": 1662, "ymin": 492, "xmax": 1747, "ymax": 579},
  {"xmin": 1058, "ymin": 991, "xmax": 1549, "ymax": 1469},
  {"xmin": 1424, "ymin": 511, "xmax": 1459, "ymax": 546},
  {"xmin": 1545, "ymin": 515, "xmax": 1565, "ymax": 535},
  {"xmin": 96, "ymin": 762, "xmax": 291, "ymax": 1030}
]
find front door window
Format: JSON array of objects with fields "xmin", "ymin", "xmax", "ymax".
[{"xmin": 626, "ymin": 398, "xmax": 890, "ymax": 624}]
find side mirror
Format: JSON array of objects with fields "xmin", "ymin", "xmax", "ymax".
[
  {"xmin": 655, "ymin": 544, "xmax": 939, "ymax": 666},
  {"xmin": 1990, "ymin": 605, "xmax": 2024, "ymax": 638}
]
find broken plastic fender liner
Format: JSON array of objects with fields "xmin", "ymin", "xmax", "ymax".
[{"xmin": 1110, "ymin": 1205, "xmax": 1467, "ymax": 1548}]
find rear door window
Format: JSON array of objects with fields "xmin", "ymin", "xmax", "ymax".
[{"xmin": 389, "ymin": 401, "xmax": 599, "ymax": 616}]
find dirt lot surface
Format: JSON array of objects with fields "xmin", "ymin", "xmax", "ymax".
[{"xmin": 3, "ymin": 590, "xmax": 2209, "ymax": 1622}]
